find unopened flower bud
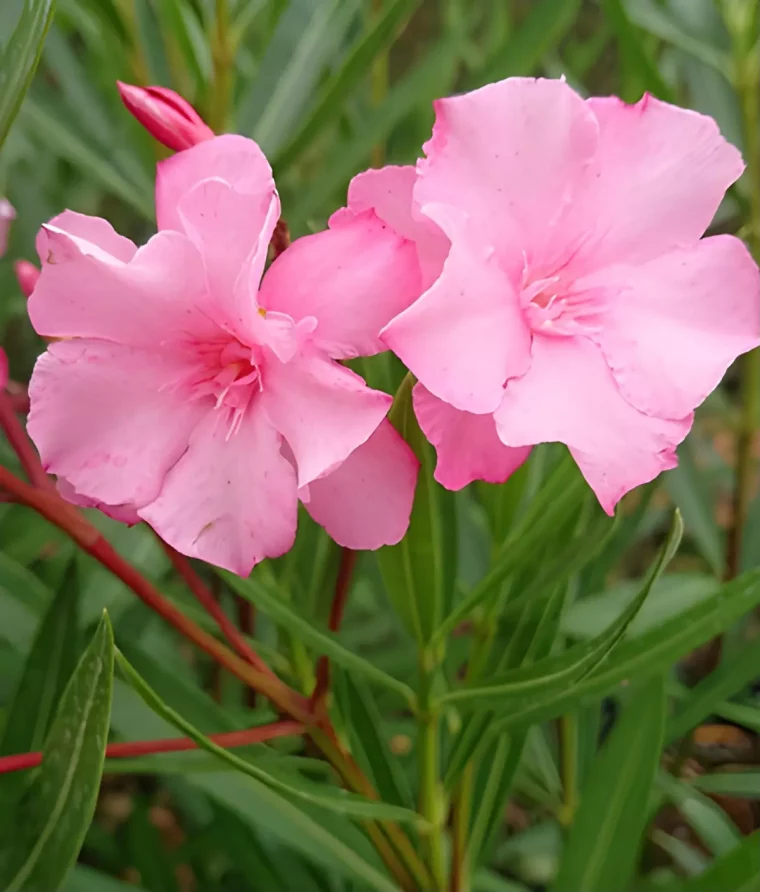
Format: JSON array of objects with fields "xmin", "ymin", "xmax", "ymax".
[
  {"xmin": 0, "ymin": 199, "xmax": 16, "ymax": 257},
  {"xmin": 14, "ymin": 260, "xmax": 40, "ymax": 298},
  {"xmin": 117, "ymin": 82, "xmax": 214, "ymax": 152}
]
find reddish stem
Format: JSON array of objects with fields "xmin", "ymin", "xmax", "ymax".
[
  {"xmin": 0, "ymin": 720, "xmax": 304, "ymax": 775},
  {"xmin": 0, "ymin": 466, "xmax": 312, "ymax": 722},
  {"xmin": 310, "ymin": 548, "xmax": 357, "ymax": 710},
  {"xmin": 0, "ymin": 392, "xmax": 52, "ymax": 490},
  {"xmin": 158, "ymin": 537, "xmax": 274, "ymax": 678}
]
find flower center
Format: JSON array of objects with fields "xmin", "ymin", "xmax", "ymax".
[
  {"xmin": 170, "ymin": 334, "xmax": 264, "ymax": 437},
  {"xmin": 520, "ymin": 272, "xmax": 607, "ymax": 338}
]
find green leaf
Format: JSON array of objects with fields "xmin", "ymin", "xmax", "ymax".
[
  {"xmin": 665, "ymin": 439, "xmax": 724, "ymax": 577},
  {"xmin": 376, "ymin": 373, "xmax": 454, "ymax": 645},
  {"xmin": 0, "ymin": 559, "xmax": 80, "ymax": 817},
  {"xmin": 478, "ymin": 0, "xmax": 581, "ymax": 83},
  {"xmin": 0, "ymin": 612, "xmax": 115, "ymax": 892},
  {"xmin": 657, "ymin": 772, "xmax": 740, "ymax": 855},
  {"xmin": 433, "ymin": 454, "xmax": 588, "ymax": 644},
  {"xmin": 239, "ymin": 0, "xmax": 359, "ymax": 154},
  {"xmin": 440, "ymin": 511, "xmax": 683, "ymax": 709},
  {"xmin": 292, "ymin": 36, "xmax": 462, "ymax": 224},
  {"xmin": 562, "ymin": 573, "xmax": 718, "ymax": 642},
  {"xmin": 666, "ymin": 637, "xmax": 760, "ymax": 743},
  {"xmin": 189, "ymin": 771, "xmax": 399, "ymax": 892},
  {"xmin": 116, "ymin": 649, "xmax": 424, "ymax": 827},
  {"xmin": 691, "ymin": 772, "xmax": 760, "ymax": 799},
  {"xmin": 493, "ymin": 567, "xmax": 760, "ymax": 732},
  {"xmin": 553, "ymin": 676, "xmax": 666, "ymax": 892},
  {"xmin": 0, "ymin": 0, "xmax": 55, "ymax": 148},
  {"xmin": 62, "ymin": 865, "xmax": 148, "ymax": 891},
  {"xmin": 336, "ymin": 671, "xmax": 413, "ymax": 808},
  {"xmin": 220, "ymin": 569, "xmax": 415, "ymax": 704},
  {"xmin": 622, "ymin": 0, "xmax": 731, "ymax": 73},
  {"xmin": 662, "ymin": 831, "xmax": 760, "ymax": 892},
  {"xmin": 600, "ymin": 0, "xmax": 675, "ymax": 101},
  {"xmin": 20, "ymin": 96, "xmax": 154, "ymax": 219},
  {"xmin": 275, "ymin": 0, "xmax": 420, "ymax": 170}
]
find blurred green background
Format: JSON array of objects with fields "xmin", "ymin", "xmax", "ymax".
[{"xmin": 0, "ymin": 1, "xmax": 759, "ymax": 890}]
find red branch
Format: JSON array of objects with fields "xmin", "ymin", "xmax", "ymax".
[
  {"xmin": 0, "ymin": 720, "xmax": 304, "ymax": 774},
  {"xmin": 0, "ymin": 466, "xmax": 312, "ymax": 722},
  {"xmin": 0, "ymin": 392, "xmax": 52, "ymax": 490},
  {"xmin": 158, "ymin": 538, "xmax": 275, "ymax": 678},
  {"xmin": 310, "ymin": 548, "xmax": 357, "ymax": 709}
]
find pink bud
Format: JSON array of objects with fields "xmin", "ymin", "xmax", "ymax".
[
  {"xmin": 0, "ymin": 348, "xmax": 7, "ymax": 391},
  {"xmin": 0, "ymin": 198, "xmax": 16, "ymax": 258},
  {"xmin": 14, "ymin": 260, "xmax": 40, "ymax": 298},
  {"xmin": 117, "ymin": 82, "xmax": 214, "ymax": 152}
]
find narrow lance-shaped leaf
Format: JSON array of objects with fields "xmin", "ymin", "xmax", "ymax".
[
  {"xmin": 440, "ymin": 511, "xmax": 683, "ymax": 709},
  {"xmin": 0, "ymin": 612, "xmax": 114, "ymax": 892},
  {"xmin": 553, "ymin": 676, "xmax": 667, "ymax": 892},
  {"xmin": 0, "ymin": 559, "xmax": 80, "ymax": 820},
  {"xmin": 220, "ymin": 569, "xmax": 416, "ymax": 705},
  {"xmin": 115, "ymin": 649, "xmax": 426, "ymax": 827},
  {"xmin": 275, "ymin": 0, "xmax": 421, "ymax": 170},
  {"xmin": 492, "ymin": 566, "xmax": 760, "ymax": 731},
  {"xmin": 0, "ymin": 0, "xmax": 56, "ymax": 148},
  {"xmin": 377, "ymin": 373, "xmax": 455, "ymax": 646}
]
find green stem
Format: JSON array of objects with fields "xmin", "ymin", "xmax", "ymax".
[
  {"xmin": 418, "ymin": 649, "xmax": 446, "ymax": 888},
  {"xmin": 210, "ymin": 0, "xmax": 233, "ymax": 132},
  {"xmin": 450, "ymin": 764, "xmax": 473, "ymax": 892},
  {"xmin": 557, "ymin": 713, "xmax": 579, "ymax": 826},
  {"xmin": 726, "ymin": 11, "xmax": 760, "ymax": 581}
]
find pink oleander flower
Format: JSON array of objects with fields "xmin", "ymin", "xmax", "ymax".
[
  {"xmin": 0, "ymin": 199, "xmax": 15, "ymax": 257},
  {"xmin": 335, "ymin": 77, "xmax": 760, "ymax": 511},
  {"xmin": 118, "ymin": 82, "xmax": 214, "ymax": 152},
  {"xmin": 26, "ymin": 135, "xmax": 419, "ymax": 574}
]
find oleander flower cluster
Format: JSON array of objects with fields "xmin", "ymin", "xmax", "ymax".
[{"xmin": 24, "ymin": 77, "xmax": 760, "ymax": 574}]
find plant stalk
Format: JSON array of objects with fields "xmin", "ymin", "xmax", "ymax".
[{"xmin": 418, "ymin": 649, "xmax": 446, "ymax": 889}]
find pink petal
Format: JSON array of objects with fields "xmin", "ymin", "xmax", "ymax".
[
  {"xmin": 301, "ymin": 420, "xmax": 418, "ymax": 549},
  {"xmin": 381, "ymin": 219, "xmax": 530, "ymax": 414},
  {"xmin": 415, "ymin": 78, "xmax": 598, "ymax": 279},
  {"xmin": 568, "ymin": 95, "xmax": 744, "ymax": 272},
  {"xmin": 37, "ymin": 210, "xmax": 137, "ymax": 262},
  {"xmin": 156, "ymin": 134, "xmax": 275, "ymax": 233},
  {"xmin": 330, "ymin": 166, "xmax": 449, "ymax": 290},
  {"xmin": 57, "ymin": 479, "xmax": 141, "ymax": 526},
  {"xmin": 593, "ymin": 236, "xmax": 760, "ymax": 419},
  {"xmin": 28, "ymin": 340, "xmax": 204, "ymax": 509},
  {"xmin": 413, "ymin": 383, "xmax": 530, "ymax": 491},
  {"xmin": 261, "ymin": 349, "xmax": 391, "ymax": 487},
  {"xmin": 139, "ymin": 410, "xmax": 297, "ymax": 576},
  {"xmin": 494, "ymin": 335, "xmax": 691, "ymax": 513},
  {"xmin": 258, "ymin": 210, "xmax": 421, "ymax": 358},
  {"xmin": 29, "ymin": 224, "xmax": 215, "ymax": 346},
  {"xmin": 177, "ymin": 177, "xmax": 279, "ymax": 336},
  {"xmin": 0, "ymin": 347, "xmax": 8, "ymax": 390}
]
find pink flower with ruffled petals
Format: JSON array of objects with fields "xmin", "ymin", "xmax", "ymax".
[
  {"xmin": 27, "ymin": 135, "xmax": 418, "ymax": 574},
  {"xmin": 348, "ymin": 78, "xmax": 760, "ymax": 511}
]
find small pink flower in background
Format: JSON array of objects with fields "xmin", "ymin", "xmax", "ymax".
[
  {"xmin": 27, "ymin": 134, "xmax": 418, "ymax": 574},
  {"xmin": 0, "ymin": 199, "xmax": 15, "ymax": 257},
  {"xmin": 14, "ymin": 260, "xmax": 40, "ymax": 298},
  {"xmin": 341, "ymin": 77, "xmax": 760, "ymax": 511},
  {"xmin": 117, "ymin": 82, "xmax": 214, "ymax": 152}
]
